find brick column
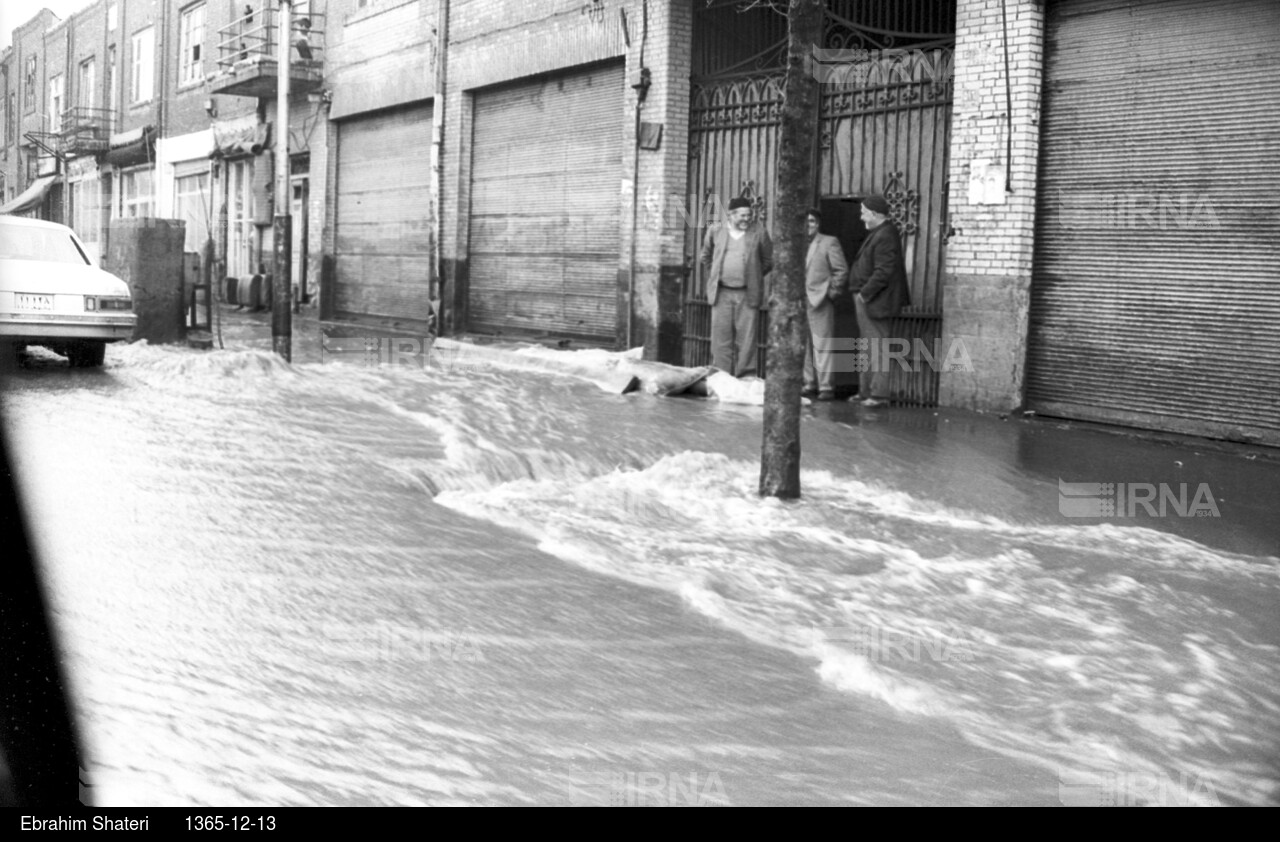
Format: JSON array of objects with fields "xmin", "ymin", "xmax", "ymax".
[
  {"xmin": 940, "ymin": 0, "xmax": 1045, "ymax": 411},
  {"xmin": 627, "ymin": 0, "xmax": 691, "ymax": 363}
]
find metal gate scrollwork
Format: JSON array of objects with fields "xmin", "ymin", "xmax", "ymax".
[{"xmin": 684, "ymin": 1, "xmax": 954, "ymax": 405}]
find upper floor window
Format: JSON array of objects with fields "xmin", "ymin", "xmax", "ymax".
[
  {"xmin": 79, "ymin": 58, "xmax": 96, "ymax": 110},
  {"xmin": 107, "ymin": 45, "xmax": 118, "ymax": 114},
  {"xmin": 179, "ymin": 4, "xmax": 206, "ymax": 87},
  {"xmin": 49, "ymin": 75, "xmax": 64, "ymax": 133},
  {"xmin": 131, "ymin": 27, "xmax": 155, "ymax": 104},
  {"xmin": 25, "ymin": 56, "xmax": 37, "ymax": 112},
  {"xmin": 108, "ymin": 3, "xmax": 118, "ymax": 32}
]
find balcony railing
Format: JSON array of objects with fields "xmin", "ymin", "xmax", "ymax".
[
  {"xmin": 60, "ymin": 106, "xmax": 114, "ymax": 157},
  {"xmin": 208, "ymin": 6, "xmax": 325, "ymax": 98}
]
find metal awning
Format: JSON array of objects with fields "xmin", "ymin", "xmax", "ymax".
[
  {"xmin": 209, "ymin": 121, "xmax": 271, "ymax": 159},
  {"xmin": 105, "ymin": 125, "xmax": 156, "ymax": 168},
  {"xmin": 0, "ymin": 175, "xmax": 58, "ymax": 215}
]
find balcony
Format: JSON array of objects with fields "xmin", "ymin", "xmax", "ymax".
[
  {"xmin": 207, "ymin": 6, "xmax": 325, "ymax": 99},
  {"xmin": 60, "ymin": 107, "xmax": 114, "ymax": 158}
]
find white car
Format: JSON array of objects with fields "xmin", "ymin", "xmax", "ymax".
[{"xmin": 0, "ymin": 215, "xmax": 136, "ymax": 367}]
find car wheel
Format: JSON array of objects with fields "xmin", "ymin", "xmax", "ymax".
[{"xmin": 67, "ymin": 340, "xmax": 106, "ymax": 368}]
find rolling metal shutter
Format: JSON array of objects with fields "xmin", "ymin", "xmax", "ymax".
[
  {"xmin": 469, "ymin": 62, "xmax": 624, "ymax": 342},
  {"xmin": 1028, "ymin": 0, "xmax": 1280, "ymax": 446},
  {"xmin": 334, "ymin": 103, "xmax": 434, "ymax": 324}
]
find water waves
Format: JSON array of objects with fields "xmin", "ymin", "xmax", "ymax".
[
  {"xmin": 16, "ymin": 337, "xmax": 1275, "ymax": 805},
  {"xmin": 433, "ymin": 449, "xmax": 1280, "ymax": 805}
]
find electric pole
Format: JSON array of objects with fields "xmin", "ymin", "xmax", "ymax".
[{"xmin": 272, "ymin": 0, "xmax": 293, "ymax": 361}]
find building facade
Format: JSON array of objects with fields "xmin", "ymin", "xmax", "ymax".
[{"xmin": 2, "ymin": 0, "xmax": 1276, "ymax": 446}]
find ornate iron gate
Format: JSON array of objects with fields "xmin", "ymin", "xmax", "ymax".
[
  {"xmin": 684, "ymin": 3, "xmax": 954, "ymax": 405},
  {"xmin": 684, "ymin": 73, "xmax": 783, "ymax": 370}
]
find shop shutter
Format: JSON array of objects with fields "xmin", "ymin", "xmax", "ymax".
[
  {"xmin": 334, "ymin": 103, "xmax": 434, "ymax": 324},
  {"xmin": 1028, "ymin": 0, "xmax": 1280, "ymax": 445},
  {"xmin": 469, "ymin": 62, "xmax": 624, "ymax": 342}
]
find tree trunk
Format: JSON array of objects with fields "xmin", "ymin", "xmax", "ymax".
[{"xmin": 760, "ymin": 0, "xmax": 822, "ymax": 499}]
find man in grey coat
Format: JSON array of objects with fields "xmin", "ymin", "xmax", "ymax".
[
  {"xmin": 850, "ymin": 194, "xmax": 911, "ymax": 407},
  {"xmin": 802, "ymin": 208, "xmax": 849, "ymax": 401},
  {"xmin": 700, "ymin": 197, "xmax": 774, "ymax": 378}
]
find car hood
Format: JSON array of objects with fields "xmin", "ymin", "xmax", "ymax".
[{"xmin": 0, "ymin": 258, "xmax": 133, "ymax": 296}]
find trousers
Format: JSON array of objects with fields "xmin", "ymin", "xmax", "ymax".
[
  {"xmin": 855, "ymin": 296, "xmax": 891, "ymax": 399},
  {"xmin": 710, "ymin": 287, "xmax": 760, "ymax": 377},
  {"xmin": 803, "ymin": 298, "xmax": 836, "ymax": 392}
]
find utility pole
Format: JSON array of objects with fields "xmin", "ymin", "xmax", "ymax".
[
  {"xmin": 759, "ymin": 0, "xmax": 822, "ymax": 499},
  {"xmin": 272, "ymin": 0, "xmax": 293, "ymax": 361}
]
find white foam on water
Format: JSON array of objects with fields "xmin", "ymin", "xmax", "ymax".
[
  {"xmin": 432, "ymin": 446, "xmax": 1280, "ymax": 805},
  {"xmin": 46, "ymin": 335, "xmax": 1279, "ymax": 805}
]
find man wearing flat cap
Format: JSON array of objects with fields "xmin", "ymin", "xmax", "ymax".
[
  {"xmin": 700, "ymin": 197, "xmax": 774, "ymax": 378},
  {"xmin": 850, "ymin": 194, "xmax": 911, "ymax": 407}
]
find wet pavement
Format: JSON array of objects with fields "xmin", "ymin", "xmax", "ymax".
[{"xmin": 3, "ymin": 304, "xmax": 1277, "ymax": 806}]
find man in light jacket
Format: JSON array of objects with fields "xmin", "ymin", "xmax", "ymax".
[
  {"xmin": 850, "ymin": 194, "xmax": 911, "ymax": 407},
  {"xmin": 802, "ymin": 209, "xmax": 849, "ymax": 401},
  {"xmin": 700, "ymin": 197, "xmax": 774, "ymax": 378}
]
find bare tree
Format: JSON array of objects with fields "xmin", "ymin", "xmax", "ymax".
[{"xmin": 759, "ymin": 0, "xmax": 822, "ymax": 499}]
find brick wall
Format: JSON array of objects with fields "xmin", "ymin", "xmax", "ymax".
[
  {"xmin": 940, "ymin": 0, "xmax": 1044, "ymax": 412},
  {"xmin": 44, "ymin": 20, "xmax": 69, "ymax": 147},
  {"xmin": 165, "ymin": 0, "xmax": 213, "ymax": 139},
  {"xmin": 3, "ymin": 0, "xmax": 696, "ymax": 356},
  {"xmin": 327, "ymin": 0, "xmax": 436, "ymax": 115},
  {"xmin": 69, "ymin": 2, "xmax": 106, "ymax": 115},
  {"xmin": 626, "ymin": 0, "xmax": 690, "ymax": 361},
  {"xmin": 117, "ymin": 0, "xmax": 160, "ymax": 136},
  {"xmin": 440, "ymin": 0, "xmax": 636, "ymax": 336},
  {"xmin": 438, "ymin": 0, "xmax": 690, "ymax": 354}
]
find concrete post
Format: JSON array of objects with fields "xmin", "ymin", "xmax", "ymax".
[{"xmin": 105, "ymin": 219, "xmax": 187, "ymax": 344}]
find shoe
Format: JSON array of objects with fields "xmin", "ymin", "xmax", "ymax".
[
  {"xmin": 817, "ymin": 390, "xmax": 835, "ymax": 401},
  {"xmin": 860, "ymin": 397, "xmax": 888, "ymax": 407},
  {"xmin": 801, "ymin": 387, "xmax": 818, "ymax": 399}
]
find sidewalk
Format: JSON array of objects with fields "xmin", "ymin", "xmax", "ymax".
[{"xmin": 207, "ymin": 303, "xmax": 1280, "ymax": 559}]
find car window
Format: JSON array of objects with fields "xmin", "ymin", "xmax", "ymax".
[{"xmin": 0, "ymin": 224, "xmax": 92, "ymax": 265}]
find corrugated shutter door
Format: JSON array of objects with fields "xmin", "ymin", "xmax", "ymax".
[
  {"xmin": 335, "ymin": 104, "xmax": 434, "ymax": 323},
  {"xmin": 470, "ymin": 62, "xmax": 624, "ymax": 342},
  {"xmin": 1028, "ymin": 0, "xmax": 1280, "ymax": 446}
]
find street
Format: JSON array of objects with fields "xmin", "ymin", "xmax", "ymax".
[{"xmin": 3, "ymin": 317, "xmax": 1278, "ymax": 806}]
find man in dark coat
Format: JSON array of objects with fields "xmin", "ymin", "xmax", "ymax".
[
  {"xmin": 850, "ymin": 194, "xmax": 910, "ymax": 407},
  {"xmin": 700, "ymin": 197, "xmax": 774, "ymax": 378}
]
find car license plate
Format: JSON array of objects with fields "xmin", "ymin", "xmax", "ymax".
[{"xmin": 15, "ymin": 293, "xmax": 54, "ymax": 311}]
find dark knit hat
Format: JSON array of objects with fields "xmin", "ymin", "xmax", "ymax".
[
  {"xmin": 728, "ymin": 197, "xmax": 752, "ymax": 211},
  {"xmin": 862, "ymin": 194, "xmax": 890, "ymax": 215}
]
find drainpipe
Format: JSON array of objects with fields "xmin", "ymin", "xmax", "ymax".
[
  {"xmin": 157, "ymin": 1, "xmax": 167, "ymax": 142},
  {"xmin": 63, "ymin": 12, "xmax": 73, "ymax": 224},
  {"xmin": 626, "ymin": 0, "xmax": 649, "ymax": 351}
]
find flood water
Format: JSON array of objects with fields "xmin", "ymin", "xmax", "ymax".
[{"xmin": 3, "ymin": 331, "xmax": 1278, "ymax": 806}]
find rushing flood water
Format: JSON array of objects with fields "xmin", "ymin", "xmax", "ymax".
[{"xmin": 3, "ymin": 333, "xmax": 1278, "ymax": 806}]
